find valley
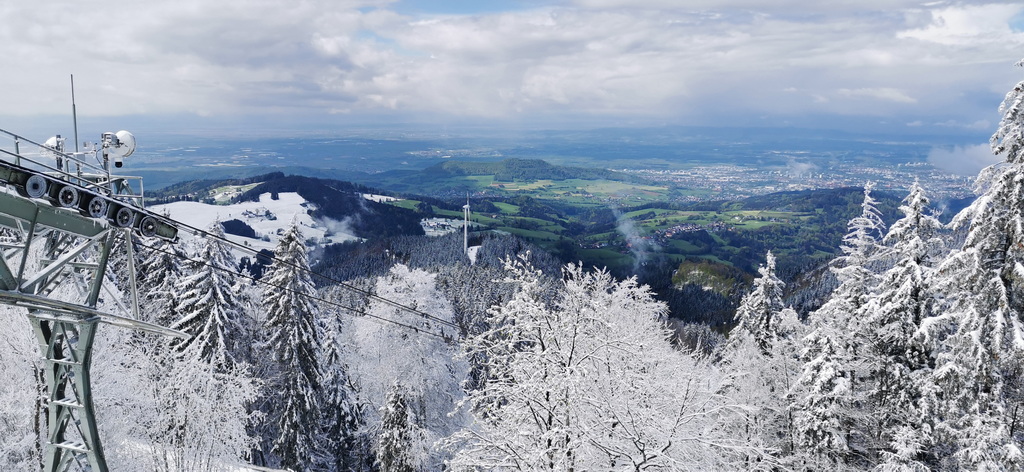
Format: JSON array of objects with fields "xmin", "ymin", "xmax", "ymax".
[
  {"xmin": 148, "ymin": 159, "xmax": 923, "ymax": 331},
  {"xmin": 138, "ymin": 128, "xmax": 978, "ymax": 330}
]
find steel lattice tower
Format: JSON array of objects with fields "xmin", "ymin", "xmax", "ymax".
[{"xmin": 0, "ymin": 128, "xmax": 183, "ymax": 472}]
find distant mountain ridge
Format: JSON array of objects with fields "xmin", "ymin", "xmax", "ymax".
[
  {"xmin": 236, "ymin": 175, "xmax": 423, "ymax": 238},
  {"xmin": 149, "ymin": 172, "xmax": 423, "ymax": 239}
]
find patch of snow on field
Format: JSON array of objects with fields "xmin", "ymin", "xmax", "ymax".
[
  {"xmin": 362, "ymin": 193, "xmax": 397, "ymax": 203},
  {"xmin": 152, "ymin": 192, "xmax": 358, "ymax": 253}
]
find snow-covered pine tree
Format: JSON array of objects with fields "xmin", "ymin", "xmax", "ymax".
[
  {"xmin": 726, "ymin": 250, "xmax": 786, "ymax": 355},
  {"xmin": 147, "ymin": 221, "xmax": 259, "ymax": 470},
  {"xmin": 792, "ymin": 328, "xmax": 851, "ymax": 469},
  {"xmin": 318, "ymin": 307, "xmax": 358, "ymax": 471},
  {"xmin": 376, "ymin": 383, "xmax": 419, "ymax": 472},
  {"xmin": 864, "ymin": 181, "xmax": 943, "ymax": 469},
  {"xmin": 260, "ymin": 222, "xmax": 323, "ymax": 471},
  {"xmin": 72, "ymin": 242, "xmax": 257, "ymax": 471},
  {"xmin": 832, "ymin": 182, "xmax": 887, "ymax": 311},
  {"xmin": 169, "ymin": 220, "xmax": 248, "ymax": 370},
  {"xmin": 793, "ymin": 183, "xmax": 887, "ymax": 467},
  {"xmin": 138, "ymin": 236, "xmax": 189, "ymax": 327},
  {"xmin": 815, "ymin": 182, "xmax": 887, "ymax": 361},
  {"xmin": 721, "ymin": 251, "xmax": 803, "ymax": 462},
  {"xmin": 105, "ymin": 230, "xmax": 141, "ymax": 294},
  {"xmin": 926, "ymin": 60, "xmax": 1024, "ymax": 470}
]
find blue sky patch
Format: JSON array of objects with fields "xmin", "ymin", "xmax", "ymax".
[
  {"xmin": 393, "ymin": 0, "xmax": 550, "ymax": 15},
  {"xmin": 1011, "ymin": 10, "xmax": 1024, "ymax": 32}
]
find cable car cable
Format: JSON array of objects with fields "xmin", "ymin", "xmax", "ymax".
[
  {"xmin": 167, "ymin": 219, "xmax": 456, "ymax": 329},
  {"xmin": 134, "ymin": 238, "xmax": 452, "ymax": 340}
]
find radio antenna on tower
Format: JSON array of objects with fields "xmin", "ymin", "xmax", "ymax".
[{"xmin": 71, "ymin": 74, "xmax": 80, "ymax": 152}]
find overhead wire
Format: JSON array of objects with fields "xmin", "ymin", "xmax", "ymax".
[{"xmin": 134, "ymin": 237, "xmax": 453, "ymax": 341}]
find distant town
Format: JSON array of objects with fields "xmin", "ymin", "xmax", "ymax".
[{"xmin": 619, "ymin": 160, "xmax": 974, "ymax": 203}]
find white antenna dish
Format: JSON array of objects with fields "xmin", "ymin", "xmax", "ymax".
[
  {"xmin": 111, "ymin": 130, "xmax": 136, "ymax": 158},
  {"xmin": 41, "ymin": 135, "xmax": 66, "ymax": 157},
  {"xmin": 103, "ymin": 130, "xmax": 136, "ymax": 167}
]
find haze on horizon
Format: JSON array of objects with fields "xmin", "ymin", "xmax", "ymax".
[{"xmin": 1, "ymin": 0, "xmax": 1023, "ymax": 143}]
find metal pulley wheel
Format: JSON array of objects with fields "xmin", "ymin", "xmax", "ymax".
[
  {"xmin": 56, "ymin": 186, "xmax": 79, "ymax": 208},
  {"xmin": 113, "ymin": 206, "xmax": 134, "ymax": 227},
  {"xmin": 84, "ymin": 196, "xmax": 108, "ymax": 219},
  {"xmin": 23, "ymin": 174, "xmax": 48, "ymax": 199},
  {"xmin": 138, "ymin": 216, "xmax": 158, "ymax": 238}
]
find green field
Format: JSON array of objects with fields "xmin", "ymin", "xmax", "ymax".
[
  {"xmin": 375, "ymin": 165, "xmax": 876, "ymax": 277},
  {"xmin": 489, "ymin": 178, "xmax": 671, "ymax": 206},
  {"xmin": 149, "ymin": 160, "xmax": 876, "ymax": 288},
  {"xmin": 387, "ymin": 190, "xmax": 849, "ymax": 276}
]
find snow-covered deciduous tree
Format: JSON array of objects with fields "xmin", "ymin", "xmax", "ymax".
[
  {"xmin": 169, "ymin": 221, "xmax": 249, "ymax": 371},
  {"xmin": 144, "ymin": 355, "xmax": 259, "ymax": 472},
  {"xmin": 260, "ymin": 222, "xmax": 323, "ymax": 470},
  {"xmin": 0, "ymin": 305, "xmax": 43, "ymax": 471},
  {"xmin": 449, "ymin": 258, "xmax": 763, "ymax": 470},
  {"xmin": 346, "ymin": 264, "xmax": 467, "ymax": 470}
]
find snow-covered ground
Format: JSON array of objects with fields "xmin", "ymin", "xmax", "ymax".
[
  {"xmin": 362, "ymin": 192, "xmax": 397, "ymax": 203},
  {"xmin": 421, "ymin": 217, "xmax": 465, "ymax": 236},
  {"xmin": 151, "ymin": 192, "xmax": 359, "ymax": 252}
]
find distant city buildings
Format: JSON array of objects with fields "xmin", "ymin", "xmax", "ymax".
[{"xmin": 618, "ymin": 160, "xmax": 973, "ymax": 202}]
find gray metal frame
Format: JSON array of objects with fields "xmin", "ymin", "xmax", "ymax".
[
  {"xmin": 0, "ymin": 191, "xmax": 185, "ymax": 471},
  {"xmin": 28, "ymin": 312, "xmax": 107, "ymax": 471}
]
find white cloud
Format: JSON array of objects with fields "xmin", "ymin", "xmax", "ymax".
[
  {"xmin": 0, "ymin": 0, "xmax": 1021, "ymax": 130},
  {"xmin": 838, "ymin": 87, "xmax": 918, "ymax": 103},
  {"xmin": 899, "ymin": 4, "xmax": 1024, "ymax": 47},
  {"xmin": 572, "ymin": 0, "xmax": 942, "ymax": 12},
  {"xmin": 927, "ymin": 143, "xmax": 1002, "ymax": 176}
]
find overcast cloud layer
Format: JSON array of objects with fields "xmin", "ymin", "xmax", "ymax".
[{"xmin": 2, "ymin": 0, "xmax": 1023, "ymax": 133}]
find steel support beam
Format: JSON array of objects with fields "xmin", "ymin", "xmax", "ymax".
[{"xmin": 28, "ymin": 311, "xmax": 108, "ymax": 472}]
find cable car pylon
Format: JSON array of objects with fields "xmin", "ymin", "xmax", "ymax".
[{"xmin": 0, "ymin": 127, "xmax": 186, "ymax": 472}]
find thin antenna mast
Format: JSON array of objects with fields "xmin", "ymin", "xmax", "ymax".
[
  {"xmin": 463, "ymin": 194, "xmax": 469, "ymax": 255},
  {"xmin": 71, "ymin": 74, "xmax": 79, "ymax": 152}
]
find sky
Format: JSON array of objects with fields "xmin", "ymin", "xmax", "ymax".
[{"xmin": 2, "ymin": 0, "xmax": 1024, "ymax": 137}]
